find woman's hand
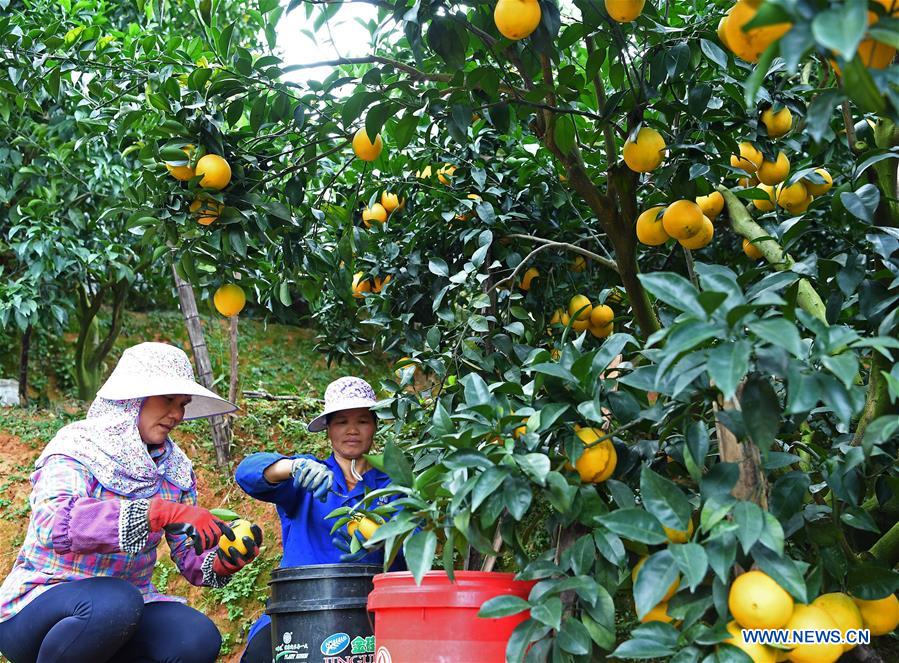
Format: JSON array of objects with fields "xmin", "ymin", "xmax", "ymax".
[
  {"xmin": 212, "ymin": 524, "xmax": 264, "ymax": 575},
  {"xmin": 290, "ymin": 458, "xmax": 334, "ymax": 501},
  {"xmin": 148, "ymin": 500, "xmax": 225, "ymax": 554}
]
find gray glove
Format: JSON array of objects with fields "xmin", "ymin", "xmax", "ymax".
[{"xmin": 290, "ymin": 458, "xmax": 334, "ymax": 501}]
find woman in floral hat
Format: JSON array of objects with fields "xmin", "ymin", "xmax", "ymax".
[
  {"xmin": 0, "ymin": 342, "xmax": 263, "ymax": 663},
  {"xmin": 235, "ymin": 375, "xmax": 405, "ymax": 663}
]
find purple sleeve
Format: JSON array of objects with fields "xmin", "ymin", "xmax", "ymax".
[{"xmin": 51, "ymin": 497, "xmax": 123, "ymax": 555}]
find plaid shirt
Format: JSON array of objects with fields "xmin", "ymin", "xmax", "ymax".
[{"xmin": 0, "ymin": 450, "xmax": 221, "ymax": 622}]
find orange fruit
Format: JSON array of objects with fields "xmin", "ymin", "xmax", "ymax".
[
  {"xmin": 743, "ymin": 238, "xmax": 764, "ymax": 259},
  {"xmin": 757, "ymin": 151, "xmax": 790, "ymax": 186},
  {"xmin": 195, "ymin": 154, "xmax": 232, "ymax": 190},
  {"xmin": 372, "ymin": 275, "xmax": 392, "ymax": 293},
  {"xmin": 724, "ymin": 1, "xmax": 792, "ymax": 63},
  {"xmin": 165, "ymin": 144, "xmax": 195, "ymax": 181},
  {"xmin": 570, "ymin": 255, "xmax": 587, "ymax": 272},
  {"xmin": 728, "ymin": 570, "xmax": 794, "ymax": 630},
  {"xmin": 803, "ymin": 168, "xmax": 832, "ymax": 196},
  {"xmin": 776, "ymin": 181, "xmax": 810, "ymax": 214},
  {"xmin": 213, "ymin": 284, "xmax": 246, "ymax": 317},
  {"xmin": 347, "ymin": 515, "xmax": 382, "ymax": 539},
  {"xmin": 190, "ymin": 197, "xmax": 223, "ymax": 226},
  {"xmin": 454, "ymin": 193, "xmax": 482, "ymax": 221},
  {"xmin": 351, "ymin": 272, "xmax": 371, "ymax": 298},
  {"xmin": 362, "ymin": 203, "xmax": 388, "ymax": 228},
  {"xmin": 520, "ymin": 267, "xmax": 539, "ymax": 291},
  {"xmin": 761, "ymin": 106, "xmax": 793, "ymax": 138},
  {"xmin": 852, "ymin": 594, "xmax": 899, "ymax": 635},
  {"xmin": 662, "ymin": 200, "xmax": 705, "ymax": 240},
  {"xmin": 573, "ymin": 427, "xmax": 617, "ymax": 482},
  {"xmin": 720, "ymin": 620, "xmax": 777, "ymax": 663},
  {"xmin": 381, "ymin": 191, "xmax": 403, "ymax": 213},
  {"xmin": 218, "ymin": 519, "xmax": 256, "ymax": 556},
  {"xmin": 731, "ymin": 142, "xmax": 763, "ymax": 173},
  {"xmin": 678, "ymin": 215, "xmax": 714, "ymax": 250},
  {"xmin": 641, "ymin": 602, "xmax": 676, "ymax": 624},
  {"xmin": 568, "ymin": 294, "xmax": 592, "ymax": 321},
  {"xmin": 623, "ymin": 127, "xmax": 666, "ymax": 172},
  {"xmin": 696, "ymin": 191, "xmax": 724, "ymax": 219},
  {"xmin": 636, "ymin": 206, "xmax": 670, "ymax": 245},
  {"xmin": 812, "ymin": 593, "xmax": 864, "ymax": 652},
  {"xmin": 718, "ymin": 14, "xmax": 731, "ymax": 50},
  {"xmin": 784, "ymin": 604, "xmax": 843, "ymax": 663},
  {"xmin": 352, "ymin": 128, "xmax": 383, "ymax": 161},
  {"xmin": 437, "ymin": 164, "xmax": 456, "ymax": 185},
  {"xmin": 494, "ymin": 0, "xmax": 542, "ymax": 40},
  {"xmin": 752, "ymin": 184, "xmax": 777, "ymax": 212},
  {"xmin": 549, "ymin": 308, "xmax": 564, "ymax": 325},
  {"xmin": 605, "ymin": 0, "xmax": 645, "ymax": 23}
]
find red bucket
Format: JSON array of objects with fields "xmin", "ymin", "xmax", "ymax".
[{"xmin": 367, "ymin": 571, "xmax": 535, "ymax": 663}]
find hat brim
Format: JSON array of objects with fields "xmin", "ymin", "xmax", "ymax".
[
  {"xmin": 97, "ymin": 375, "xmax": 237, "ymax": 420},
  {"xmin": 307, "ymin": 397, "xmax": 378, "ymax": 433}
]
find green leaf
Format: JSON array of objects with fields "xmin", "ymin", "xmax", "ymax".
[
  {"xmin": 811, "ymin": 0, "xmax": 867, "ymax": 62},
  {"xmin": 707, "ymin": 340, "xmax": 751, "ymax": 400},
  {"xmin": 684, "ymin": 420, "xmax": 709, "ymax": 483},
  {"xmin": 740, "ymin": 376, "xmax": 781, "ymax": 449},
  {"xmin": 841, "ymin": 54, "xmax": 887, "ymax": 114},
  {"xmin": 428, "ymin": 257, "xmax": 449, "ymax": 276},
  {"xmin": 554, "ymin": 115, "xmax": 576, "ymax": 155},
  {"xmin": 751, "ymin": 545, "xmax": 808, "ymax": 603},
  {"xmin": 503, "ymin": 475, "xmax": 533, "ymax": 520},
  {"xmin": 638, "ymin": 272, "xmax": 705, "ymax": 318},
  {"xmin": 640, "ymin": 466, "xmax": 692, "ymax": 530},
  {"xmin": 670, "ymin": 543, "xmax": 709, "ymax": 591},
  {"xmin": 609, "ymin": 623, "xmax": 679, "ymax": 658},
  {"xmin": 598, "ymin": 508, "xmax": 668, "ymax": 545},
  {"xmin": 478, "ymin": 594, "xmax": 531, "ymax": 619},
  {"xmin": 506, "ymin": 619, "xmax": 551, "ymax": 663},
  {"xmin": 733, "ymin": 501, "xmax": 765, "ymax": 554},
  {"xmin": 557, "ymin": 616, "xmax": 592, "ymax": 655},
  {"xmin": 383, "ymin": 440, "xmax": 414, "ymax": 487},
  {"xmin": 847, "ymin": 564, "xmax": 899, "ymax": 599},
  {"xmin": 404, "ymin": 530, "xmax": 437, "ymax": 584},
  {"xmin": 516, "ymin": 453, "xmax": 551, "ymax": 485},
  {"xmin": 531, "ymin": 596, "xmax": 563, "ymax": 630},
  {"xmin": 472, "ymin": 467, "xmax": 508, "ymax": 511}
]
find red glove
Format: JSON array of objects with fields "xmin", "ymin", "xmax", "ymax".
[
  {"xmin": 148, "ymin": 499, "xmax": 223, "ymax": 554},
  {"xmin": 212, "ymin": 524, "xmax": 263, "ymax": 576}
]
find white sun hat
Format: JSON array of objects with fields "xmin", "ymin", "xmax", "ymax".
[
  {"xmin": 96, "ymin": 342, "xmax": 237, "ymax": 420},
  {"xmin": 307, "ymin": 376, "xmax": 378, "ymax": 432}
]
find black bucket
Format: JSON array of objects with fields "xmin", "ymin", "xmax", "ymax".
[{"xmin": 267, "ymin": 564, "xmax": 381, "ymax": 663}]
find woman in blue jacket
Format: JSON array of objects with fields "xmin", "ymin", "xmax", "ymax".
[{"xmin": 235, "ymin": 376, "xmax": 403, "ymax": 663}]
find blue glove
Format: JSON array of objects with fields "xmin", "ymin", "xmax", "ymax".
[
  {"xmin": 332, "ymin": 527, "xmax": 383, "ymax": 563},
  {"xmin": 290, "ymin": 458, "xmax": 334, "ymax": 501}
]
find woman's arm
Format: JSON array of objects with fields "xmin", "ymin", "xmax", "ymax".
[
  {"xmin": 164, "ymin": 485, "xmax": 229, "ymax": 588},
  {"xmin": 234, "ymin": 452, "xmax": 304, "ymax": 508}
]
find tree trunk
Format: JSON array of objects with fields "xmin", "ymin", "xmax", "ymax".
[
  {"xmin": 18, "ymin": 324, "xmax": 32, "ymax": 406},
  {"xmin": 172, "ymin": 264, "xmax": 231, "ymax": 466},
  {"xmin": 715, "ymin": 384, "xmax": 769, "ymax": 509}
]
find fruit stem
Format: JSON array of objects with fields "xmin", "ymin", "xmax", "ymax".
[{"xmin": 718, "ymin": 187, "xmax": 827, "ymax": 324}]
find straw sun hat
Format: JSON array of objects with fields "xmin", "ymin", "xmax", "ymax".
[
  {"xmin": 307, "ymin": 376, "xmax": 378, "ymax": 432},
  {"xmin": 96, "ymin": 342, "xmax": 237, "ymax": 420}
]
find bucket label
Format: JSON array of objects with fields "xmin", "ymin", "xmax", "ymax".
[
  {"xmin": 375, "ymin": 646, "xmax": 392, "ymax": 663},
  {"xmin": 321, "ymin": 635, "xmax": 376, "ymax": 662},
  {"xmin": 274, "ymin": 630, "xmax": 310, "ymax": 661},
  {"xmin": 321, "ymin": 633, "xmax": 351, "ymax": 656}
]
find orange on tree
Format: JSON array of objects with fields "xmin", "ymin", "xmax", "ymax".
[
  {"xmin": 662, "ymin": 200, "xmax": 705, "ymax": 240},
  {"xmin": 783, "ymin": 604, "xmax": 842, "ymax": 663},
  {"xmin": 663, "ymin": 518, "xmax": 694, "ymax": 543},
  {"xmin": 571, "ymin": 318, "xmax": 590, "ymax": 332},
  {"xmin": 605, "ymin": 0, "xmax": 645, "ymax": 23},
  {"xmin": 218, "ymin": 518, "xmax": 256, "ymax": 556},
  {"xmin": 416, "ymin": 164, "xmax": 433, "ymax": 179},
  {"xmin": 381, "ymin": 191, "xmax": 403, "ymax": 213},
  {"xmin": 190, "ymin": 197, "xmax": 223, "ymax": 226},
  {"xmin": 372, "ymin": 275, "xmax": 391, "ymax": 292},
  {"xmin": 570, "ymin": 255, "xmax": 587, "ymax": 272},
  {"xmin": 757, "ymin": 151, "xmax": 790, "ymax": 185},
  {"xmin": 717, "ymin": 14, "xmax": 731, "ymax": 50},
  {"xmin": 520, "ymin": 267, "xmax": 539, "ymax": 291},
  {"xmin": 623, "ymin": 127, "xmax": 666, "ymax": 172},
  {"xmin": 752, "ymin": 184, "xmax": 777, "ymax": 212},
  {"xmin": 743, "ymin": 238, "xmax": 764, "ymax": 259},
  {"xmin": 195, "ymin": 154, "xmax": 231, "ymax": 190},
  {"xmin": 493, "ymin": 0, "xmax": 542, "ymax": 40},
  {"xmin": 728, "ymin": 570, "xmax": 794, "ymax": 630},
  {"xmin": 352, "ymin": 128, "xmax": 383, "ymax": 161},
  {"xmin": 852, "ymin": 594, "xmax": 899, "ymax": 635},
  {"xmin": 776, "ymin": 181, "xmax": 812, "ymax": 214},
  {"xmin": 723, "ymin": 1, "xmax": 792, "ymax": 63},
  {"xmin": 803, "ymin": 168, "xmax": 832, "ymax": 195},
  {"xmin": 165, "ymin": 144, "xmax": 195, "ymax": 181},
  {"xmin": 678, "ymin": 215, "xmax": 714, "ymax": 250},
  {"xmin": 636, "ymin": 206, "xmax": 669, "ymax": 245},
  {"xmin": 573, "ymin": 426, "xmax": 617, "ymax": 482},
  {"xmin": 568, "ymin": 294, "xmax": 592, "ymax": 321},
  {"xmin": 761, "ymin": 106, "xmax": 793, "ymax": 138},
  {"xmin": 696, "ymin": 191, "xmax": 724, "ymax": 220},
  {"xmin": 437, "ymin": 164, "xmax": 456, "ymax": 185},
  {"xmin": 632, "ymin": 557, "xmax": 679, "ymax": 602},
  {"xmin": 549, "ymin": 308, "xmax": 564, "ymax": 325},
  {"xmin": 362, "ymin": 203, "xmax": 388, "ymax": 228},
  {"xmin": 640, "ymin": 602, "xmax": 675, "ymax": 624},
  {"xmin": 720, "ymin": 620, "xmax": 777, "ymax": 663},
  {"xmin": 589, "ymin": 304, "xmax": 614, "ymax": 338},
  {"xmin": 454, "ymin": 193, "xmax": 482, "ymax": 221},
  {"xmin": 351, "ymin": 272, "xmax": 372, "ymax": 298},
  {"xmin": 213, "ymin": 284, "xmax": 246, "ymax": 317},
  {"xmin": 731, "ymin": 141, "xmax": 763, "ymax": 173},
  {"xmin": 811, "ymin": 593, "xmax": 863, "ymax": 652},
  {"xmin": 739, "ymin": 174, "xmax": 760, "ymax": 188}
]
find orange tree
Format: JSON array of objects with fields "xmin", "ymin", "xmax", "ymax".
[{"xmin": 6, "ymin": 0, "xmax": 899, "ymax": 659}]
